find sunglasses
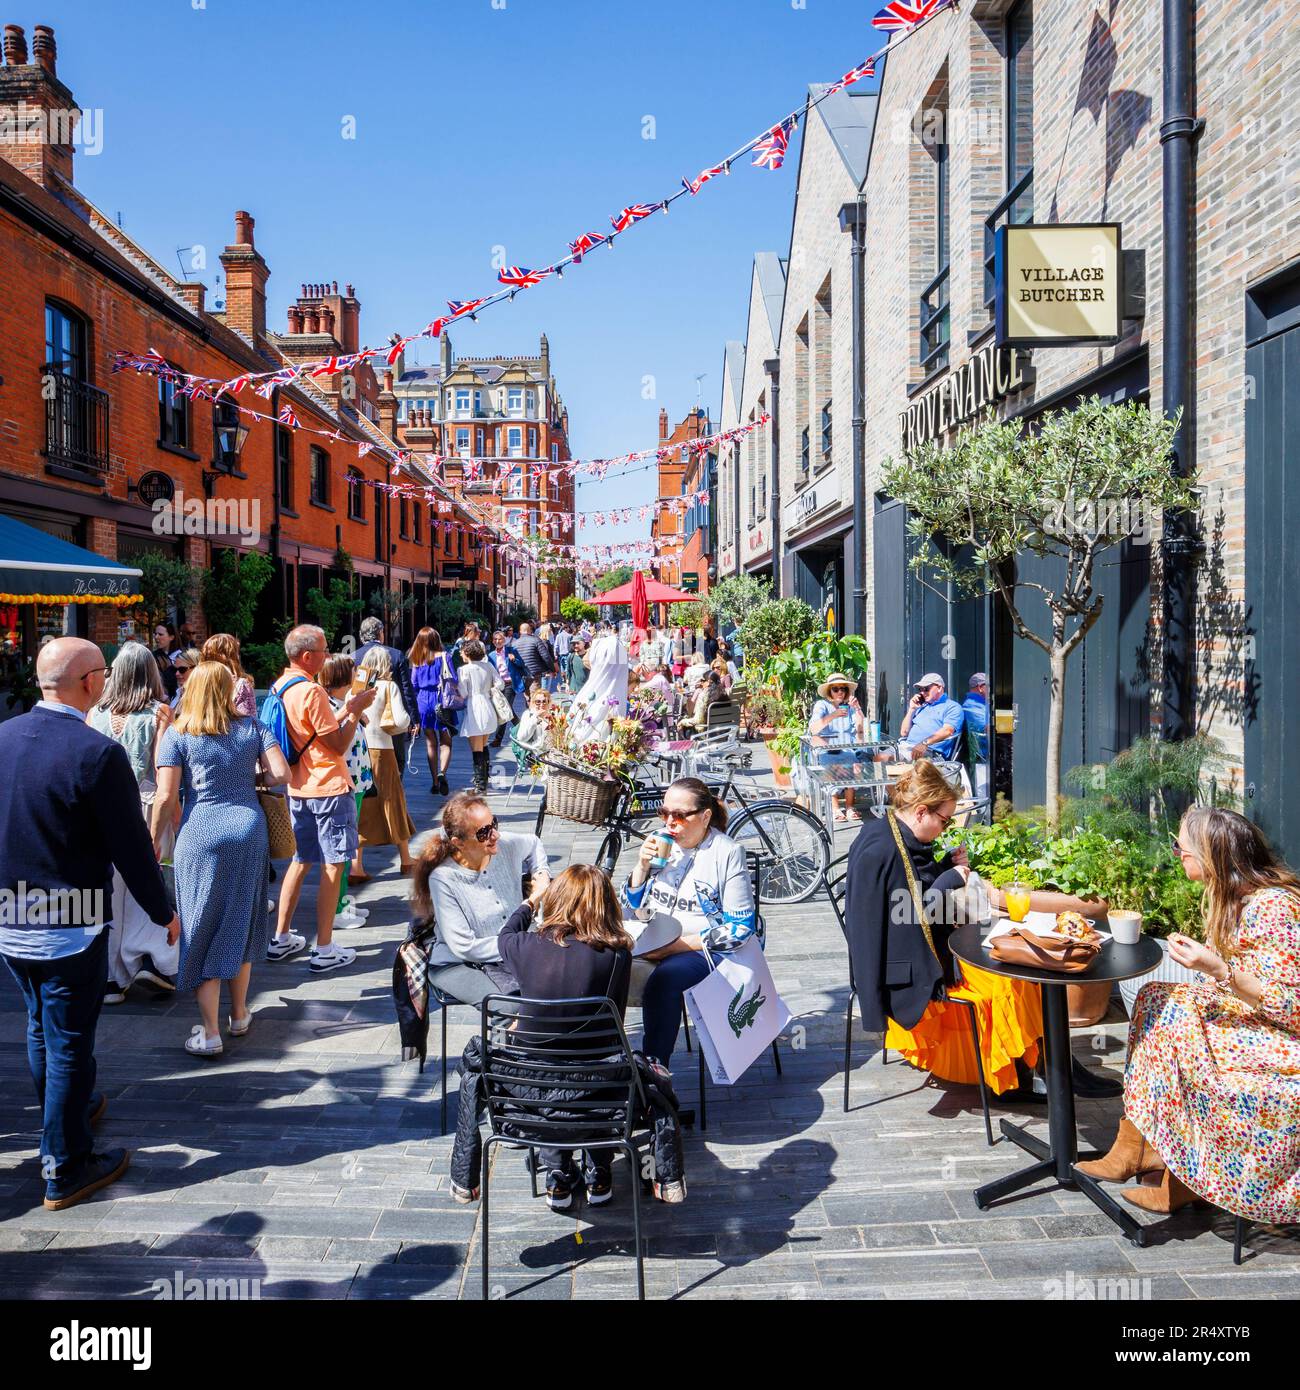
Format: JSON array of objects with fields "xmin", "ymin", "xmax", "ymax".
[
  {"xmin": 175, "ymin": 666, "xmax": 193, "ymax": 675},
  {"xmin": 829, "ymin": 686, "xmax": 851, "ymax": 695},
  {"xmin": 660, "ymin": 806, "xmax": 706, "ymax": 823},
  {"xmin": 467, "ymin": 817, "xmax": 500, "ymax": 843},
  {"xmin": 927, "ymin": 806, "xmax": 956, "ymax": 828},
  {"xmin": 1170, "ymin": 832, "xmax": 1194, "ymax": 858}
]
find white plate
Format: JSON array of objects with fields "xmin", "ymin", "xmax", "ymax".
[{"xmin": 984, "ymin": 912, "xmax": 1111, "ymax": 947}]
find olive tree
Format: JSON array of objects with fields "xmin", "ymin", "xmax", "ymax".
[{"xmin": 881, "ymin": 397, "xmax": 1194, "ymax": 830}]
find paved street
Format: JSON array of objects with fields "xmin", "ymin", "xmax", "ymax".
[{"xmin": 1, "ymin": 744, "xmax": 1296, "ymax": 1301}]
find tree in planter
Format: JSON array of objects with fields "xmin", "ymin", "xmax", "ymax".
[
  {"xmin": 137, "ymin": 551, "xmax": 196, "ymax": 633},
  {"xmin": 429, "ymin": 592, "xmax": 477, "ymax": 639},
  {"xmin": 306, "ymin": 579, "xmax": 364, "ymax": 649},
  {"xmin": 704, "ymin": 574, "xmax": 772, "ymax": 631},
  {"xmin": 881, "ymin": 397, "xmax": 1195, "ymax": 831},
  {"xmin": 593, "ymin": 564, "xmax": 634, "ymax": 593},
  {"xmin": 200, "ymin": 550, "xmax": 274, "ymax": 641},
  {"xmin": 560, "ymin": 595, "xmax": 598, "ymax": 624},
  {"xmin": 737, "ymin": 596, "xmax": 819, "ymax": 666},
  {"xmin": 501, "ymin": 601, "xmax": 539, "ymax": 630}
]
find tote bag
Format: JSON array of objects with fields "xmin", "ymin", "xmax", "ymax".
[{"xmin": 684, "ymin": 937, "xmax": 791, "ymax": 1085}]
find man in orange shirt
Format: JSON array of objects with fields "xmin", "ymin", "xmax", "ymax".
[{"xmin": 268, "ymin": 625, "xmax": 376, "ymax": 973}]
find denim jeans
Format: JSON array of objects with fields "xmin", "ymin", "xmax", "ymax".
[
  {"xmin": 640, "ymin": 947, "xmax": 720, "ymax": 1067},
  {"xmin": 2, "ymin": 929, "xmax": 108, "ymax": 1188}
]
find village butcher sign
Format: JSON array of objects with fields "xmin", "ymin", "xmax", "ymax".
[{"xmin": 995, "ymin": 223, "xmax": 1122, "ymax": 347}]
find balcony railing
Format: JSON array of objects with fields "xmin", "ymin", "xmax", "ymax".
[
  {"xmin": 43, "ymin": 368, "xmax": 111, "ymax": 475},
  {"xmin": 983, "ymin": 168, "xmax": 1034, "ymax": 318},
  {"xmin": 919, "ymin": 265, "xmax": 951, "ymax": 377}
]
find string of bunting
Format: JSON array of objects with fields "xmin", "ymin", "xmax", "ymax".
[{"xmin": 110, "ymin": 1, "xmax": 953, "ymax": 404}]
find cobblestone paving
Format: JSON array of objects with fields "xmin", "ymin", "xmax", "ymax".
[{"xmin": 2, "ymin": 741, "xmax": 1297, "ymax": 1299}]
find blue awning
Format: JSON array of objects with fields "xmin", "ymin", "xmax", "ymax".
[{"xmin": 0, "ymin": 513, "xmax": 143, "ymax": 604}]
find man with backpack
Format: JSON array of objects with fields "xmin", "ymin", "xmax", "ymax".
[{"xmin": 263, "ymin": 626, "xmax": 376, "ymax": 974}]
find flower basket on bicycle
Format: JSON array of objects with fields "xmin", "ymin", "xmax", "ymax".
[{"xmin": 540, "ymin": 755, "xmax": 623, "ymax": 826}]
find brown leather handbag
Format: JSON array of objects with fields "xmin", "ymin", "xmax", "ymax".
[{"xmin": 990, "ymin": 926, "xmax": 1101, "ymax": 974}]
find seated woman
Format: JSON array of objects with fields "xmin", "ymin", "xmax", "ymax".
[
  {"xmin": 448, "ymin": 864, "xmax": 687, "ymax": 1211},
  {"xmin": 678, "ymin": 671, "xmax": 731, "ymax": 734},
  {"xmin": 1078, "ymin": 807, "xmax": 1300, "ymax": 1219},
  {"xmin": 710, "ymin": 656, "xmax": 734, "ymax": 693},
  {"xmin": 682, "ymin": 650, "xmax": 709, "ymax": 692},
  {"xmin": 844, "ymin": 761, "xmax": 1043, "ymax": 1097},
  {"xmin": 512, "ymin": 685, "xmax": 551, "ymax": 767},
  {"xmin": 623, "ymin": 777, "xmax": 759, "ymax": 1068},
  {"xmin": 807, "ymin": 673, "xmax": 866, "ymax": 821},
  {"xmin": 412, "ymin": 791, "xmax": 550, "ymax": 1005}
]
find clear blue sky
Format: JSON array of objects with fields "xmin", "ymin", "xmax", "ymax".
[{"xmin": 40, "ymin": 0, "xmax": 881, "ymax": 536}]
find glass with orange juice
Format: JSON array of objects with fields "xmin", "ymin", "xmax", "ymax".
[{"xmin": 1004, "ymin": 880, "xmax": 1032, "ymax": 923}]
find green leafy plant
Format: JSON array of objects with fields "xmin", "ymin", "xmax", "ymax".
[
  {"xmin": 427, "ymin": 592, "xmax": 477, "ymax": 640},
  {"xmin": 675, "ymin": 600, "xmax": 707, "ymax": 630},
  {"xmin": 762, "ymin": 631, "xmax": 870, "ymax": 720},
  {"xmin": 704, "ymin": 574, "xmax": 772, "ymax": 630},
  {"xmin": 501, "ymin": 602, "xmax": 539, "ymax": 630},
  {"xmin": 242, "ymin": 618, "xmax": 293, "ymax": 687},
  {"xmin": 882, "ymin": 398, "xmax": 1196, "ymax": 830},
  {"xmin": 137, "ymin": 552, "xmax": 196, "ymax": 631},
  {"xmin": 765, "ymin": 719, "xmax": 807, "ymax": 774},
  {"xmin": 200, "ymin": 549, "xmax": 273, "ymax": 641},
  {"xmin": 306, "ymin": 578, "xmax": 364, "ymax": 648},
  {"xmin": 742, "ymin": 688, "xmax": 785, "ymax": 735},
  {"xmin": 593, "ymin": 564, "xmax": 634, "ymax": 593},
  {"xmin": 560, "ymin": 596, "xmax": 598, "ymax": 624},
  {"xmin": 737, "ymin": 597, "xmax": 818, "ymax": 666}
]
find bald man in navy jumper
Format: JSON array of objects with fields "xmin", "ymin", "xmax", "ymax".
[{"xmin": 0, "ymin": 638, "xmax": 178, "ymax": 1210}]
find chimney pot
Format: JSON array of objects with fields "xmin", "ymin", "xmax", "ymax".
[
  {"xmin": 300, "ymin": 283, "xmax": 307, "ymax": 298},
  {"xmin": 30, "ymin": 24, "xmax": 54, "ymax": 74},
  {"xmin": 346, "ymin": 283, "xmax": 355, "ymax": 298},
  {"xmin": 3, "ymin": 25, "xmax": 28, "ymax": 65},
  {"xmin": 233, "ymin": 210, "xmax": 254, "ymax": 247},
  {"xmin": 287, "ymin": 305, "xmax": 303, "ymax": 333},
  {"xmin": 332, "ymin": 280, "xmax": 338, "ymax": 294},
  {"xmin": 305, "ymin": 309, "xmax": 320, "ymax": 333}
]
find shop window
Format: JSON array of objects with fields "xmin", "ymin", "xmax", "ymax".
[
  {"xmin": 43, "ymin": 300, "xmax": 109, "ymax": 474},
  {"xmin": 310, "ymin": 447, "xmax": 330, "ymax": 506}
]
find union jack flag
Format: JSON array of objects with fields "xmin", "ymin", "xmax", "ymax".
[
  {"xmin": 610, "ymin": 204, "xmax": 658, "ymax": 233},
  {"xmin": 872, "ymin": 0, "xmax": 947, "ymax": 33},
  {"xmin": 447, "ymin": 298, "xmax": 486, "ymax": 320},
  {"xmin": 310, "ymin": 357, "xmax": 341, "ymax": 378},
  {"xmin": 568, "ymin": 230, "xmax": 607, "ymax": 261},
  {"xmin": 277, "ymin": 404, "xmax": 299, "ymax": 427},
  {"xmin": 357, "ymin": 441, "xmax": 373, "ymax": 459},
  {"xmin": 682, "ymin": 163, "xmax": 727, "ymax": 195},
  {"xmin": 497, "ymin": 266, "xmax": 552, "ymax": 288},
  {"xmin": 386, "ymin": 335, "xmax": 415, "ymax": 366},
  {"xmin": 826, "ymin": 57, "xmax": 877, "ymax": 96},
  {"xmin": 752, "ymin": 120, "xmax": 793, "ymax": 170},
  {"xmin": 270, "ymin": 365, "xmax": 300, "ymax": 385},
  {"xmin": 421, "ymin": 318, "xmax": 450, "ymax": 339}
]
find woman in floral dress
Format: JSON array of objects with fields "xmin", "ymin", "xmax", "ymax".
[{"xmin": 1079, "ymin": 807, "xmax": 1300, "ymax": 1221}]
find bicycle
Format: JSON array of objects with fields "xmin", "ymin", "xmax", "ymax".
[{"xmin": 591, "ymin": 762, "xmax": 831, "ymax": 904}]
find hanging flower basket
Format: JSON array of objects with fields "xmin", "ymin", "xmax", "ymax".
[{"xmin": 542, "ymin": 755, "xmax": 623, "ymax": 826}]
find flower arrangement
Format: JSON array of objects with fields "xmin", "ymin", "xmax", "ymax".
[
  {"xmin": 627, "ymin": 685, "xmax": 669, "ymax": 731},
  {"xmin": 542, "ymin": 700, "xmax": 654, "ymax": 786}
]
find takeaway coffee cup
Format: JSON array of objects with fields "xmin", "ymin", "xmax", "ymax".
[{"xmin": 1109, "ymin": 910, "xmax": 1143, "ymax": 945}]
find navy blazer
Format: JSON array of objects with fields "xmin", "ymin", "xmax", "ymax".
[{"xmin": 0, "ymin": 707, "xmax": 172, "ymax": 932}]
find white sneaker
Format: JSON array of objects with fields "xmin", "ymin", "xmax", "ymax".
[
  {"xmin": 267, "ymin": 931, "xmax": 306, "ymax": 961},
  {"xmin": 184, "ymin": 1025, "xmax": 223, "ymax": 1058},
  {"xmin": 332, "ymin": 910, "xmax": 367, "ymax": 930},
  {"xmin": 309, "ymin": 945, "xmax": 357, "ymax": 973},
  {"xmin": 228, "ymin": 1013, "xmax": 253, "ymax": 1037},
  {"xmin": 338, "ymin": 897, "xmax": 368, "ymax": 917}
]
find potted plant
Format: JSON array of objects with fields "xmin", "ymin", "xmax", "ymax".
[
  {"xmin": 743, "ymin": 688, "xmax": 785, "ymax": 741},
  {"xmin": 764, "ymin": 720, "xmax": 805, "ymax": 790}
]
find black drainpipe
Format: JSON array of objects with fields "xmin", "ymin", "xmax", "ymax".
[
  {"xmin": 1159, "ymin": 0, "xmax": 1203, "ymax": 743},
  {"xmin": 840, "ymin": 198, "xmax": 868, "ymax": 639},
  {"xmin": 764, "ymin": 357, "xmax": 781, "ymax": 597}
]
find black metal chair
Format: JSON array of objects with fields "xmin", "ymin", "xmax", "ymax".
[
  {"xmin": 430, "ymin": 981, "xmax": 476, "ymax": 1136},
  {"xmin": 1233, "ymin": 1216, "xmax": 1298, "ymax": 1264},
  {"xmin": 825, "ymin": 850, "xmax": 993, "ymax": 1145},
  {"xmin": 478, "ymin": 994, "xmax": 657, "ymax": 1300}
]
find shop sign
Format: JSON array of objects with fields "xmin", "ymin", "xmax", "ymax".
[
  {"xmin": 133, "ymin": 470, "xmax": 175, "ymax": 506},
  {"xmin": 747, "ymin": 525, "xmax": 767, "ymax": 553},
  {"xmin": 901, "ymin": 341, "xmax": 1032, "ymax": 451},
  {"xmin": 995, "ymin": 223, "xmax": 1122, "ymax": 347},
  {"xmin": 791, "ymin": 487, "xmax": 822, "ymax": 526}
]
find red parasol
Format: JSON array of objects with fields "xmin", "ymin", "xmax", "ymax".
[
  {"xmin": 593, "ymin": 576, "xmax": 695, "ymax": 605},
  {"xmin": 630, "ymin": 569, "xmax": 650, "ymax": 634}
]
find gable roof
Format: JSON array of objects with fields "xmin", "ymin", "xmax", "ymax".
[
  {"xmin": 722, "ymin": 340, "xmax": 745, "ymax": 417},
  {"xmin": 807, "ymin": 78, "xmax": 883, "ymax": 188},
  {"xmin": 753, "ymin": 252, "xmax": 787, "ymax": 349}
]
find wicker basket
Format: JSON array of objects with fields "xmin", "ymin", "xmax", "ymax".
[{"xmin": 542, "ymin": 757, "xmax": 622, "ymax": 826}]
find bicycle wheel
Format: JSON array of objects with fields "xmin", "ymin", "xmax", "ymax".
[
  {"xmin": 727, "ymin": 799, "xmax": 830, "ymax": 904},
  {"xmin": 596, "ymin": 829, "xmax": 622, "ymax": 876}
]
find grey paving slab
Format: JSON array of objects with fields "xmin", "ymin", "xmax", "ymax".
[{"xmin": 0, "ymin": 738, "xmax": 1277, "ymax": 1299}]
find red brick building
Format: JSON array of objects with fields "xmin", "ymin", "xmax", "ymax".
[
  {"xmin": 0, "ymin": 21, "xmax": 500, "ymax": 676},
  {"xmin": 649, "ymin": 407, "xmax": 710, "ymax": 589}
]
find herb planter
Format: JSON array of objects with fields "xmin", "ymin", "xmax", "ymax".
[
  {"xmin": 763, "ymin": 740, "xmax": 792, "ymax": 789},
  {"xmin": 1117, "ymin": 938, "xmax": 1201, "ymax": 1017}
]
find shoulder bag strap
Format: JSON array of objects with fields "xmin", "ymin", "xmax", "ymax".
[{"xmin": 886, "ymin": 811, "xmax": 941, "ymax": 966}]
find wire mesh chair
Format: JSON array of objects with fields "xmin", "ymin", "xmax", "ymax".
[{"xmin": 478, "ymin": 994, "xmax": 657, "ymax": 1300}]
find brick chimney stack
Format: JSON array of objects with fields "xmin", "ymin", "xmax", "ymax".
[
  {"xmin": 378, "ymin": 368, "xmax": 398, "ymax": 442},
  {"xmin": 0, "ymin": 23, "xmax": 80, "ymax": 194},
  {"xmin": 339, "ymin": 284, "xmax": 360, "ymax": 354},
  {"xmin": 219, "ymin": 210, "xmax": 270, "ymax": 345},
  {"xmin": 659, "ymin": 408, "xmax": 669, "ymax": 442}
]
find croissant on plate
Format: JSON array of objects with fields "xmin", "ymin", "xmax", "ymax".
[{"xmin": 1056, "ymin": 910, "xmax": 1100, "ymax": 943}]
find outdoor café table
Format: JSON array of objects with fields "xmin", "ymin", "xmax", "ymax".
[{"xmin": 947, "ymin": 922, "xmax": 1163, "ymax": 1247}]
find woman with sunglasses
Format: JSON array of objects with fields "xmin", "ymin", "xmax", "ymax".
[
  {"xmin": 844, "ymin": 760, "xmax": 1044, "ymax": 1097},
  {"xmin": 411, "ymin": 791, "xmax": 550, "ymax": 1006},
  {"xmin": 169, "ymin": 648, "xmax": 201, "ymax": 714},
  {"xmin": 808, "ymin": 673, "xmax": 867, "ymax": 821},
  {"xmin": 623, "ymin": 777, "xmax": 759, "ymax": 1068},
  {"xmin": 1078, "ymin": 808, "xmax": 1300, "ymax": 1221}
]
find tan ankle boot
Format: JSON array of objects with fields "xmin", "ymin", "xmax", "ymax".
[
  {"xmin": 1076, "ymin": 1117, "xmax": 1166, "ymax": 1182},
  {"xmin": 1120, "ymin": 1168, "xmax": 1199, "ymax": 1214}
]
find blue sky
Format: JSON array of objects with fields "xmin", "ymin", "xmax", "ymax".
[{"xmin": 41, "ymin": 0, "xmax": 881, "ymax": 534}]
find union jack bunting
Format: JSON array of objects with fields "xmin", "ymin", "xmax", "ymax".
[
  {"xmin": 826, "ymin": 57, "xmax": 877, "ymax": 96},
  {"xmin": 752, "ymin": 121, "xmax": 793, "ymax": 170},
  {"xmin": 682, "ymin": 163, "xmax": 727, "ymax": 195},
  {"xmin": 497, "ymin": 266, "xmax": 552, "ymax": 288},
  {"xmin": 310, "ymin": 357, "xmax": 341, "ymax": 377},
  {"xmin": 386, "ymin": 336, "xmax": 415, "ymax": 366},
  {"xmin": 610, "ymin": 204, "xmax": 658, "ymax": 233},
  {"xmin": 872, "ymin": 0, "xmax": 947, "ymax": 33},
  {"xmin": 358, "ymin": 442, "xmax": 373, "ymax": 459},
  {"xmin": 447, "ymin": 298, "xmax": 486, "ymax": 320},
  {"xmin": 278, "ymin": 405, "xmax": 300, "ymax": 428},
  {"xmin": 421, "ymin": 318, "xmax": 450, "ymax": 339},
  {"xmin": 270, "ymin": 365, "xmax": 301, "ymax": 385},
  {"xmin": 568, "ymin": 231, "xmax": 607, "ymax": 261}
]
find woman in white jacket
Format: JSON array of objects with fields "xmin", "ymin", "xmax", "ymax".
[
  {"xmin": 457, "ymin": 639, "xmax": 503, "ymax": 791},
  {"xmin": 356, "ymin": 646, "xmax": 417, "ymax": 874},
  {"xmin": 621, "ymin": 777, "xmax": 760, "ymax": 1066}
]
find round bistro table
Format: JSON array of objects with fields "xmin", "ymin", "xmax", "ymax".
[{"xmin": 948, "ymin": 922, "xmax": 1164, "ymax": 1247}]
